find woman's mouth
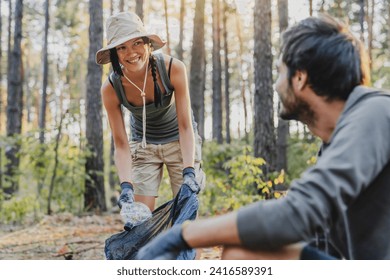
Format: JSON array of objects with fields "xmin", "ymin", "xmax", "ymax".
[{"xmin": 126, "ymin": 57, "xmax": 140, "ymax": 64}]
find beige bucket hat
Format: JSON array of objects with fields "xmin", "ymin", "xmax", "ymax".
[{"xmin": 95, "ymin": 12, "xmax": 165, "ymax": 65}]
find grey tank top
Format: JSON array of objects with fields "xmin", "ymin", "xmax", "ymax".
[{"xmin": 109, "ymin": 52, "xmax": 197, "ymax": 144}]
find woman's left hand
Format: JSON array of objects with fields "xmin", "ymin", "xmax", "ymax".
[{"xmin": 182, "ymin": 167, "xmax": 200, "ymax": 193}]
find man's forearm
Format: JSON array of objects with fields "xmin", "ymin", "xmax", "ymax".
[{"xmin": 182, "ymin": 211, "xmax": 241, "ymax": 248}]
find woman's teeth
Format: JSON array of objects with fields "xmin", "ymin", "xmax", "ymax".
[{"xmin": 128, "ymin": 57, "xmax": 139, "ymax": 64}]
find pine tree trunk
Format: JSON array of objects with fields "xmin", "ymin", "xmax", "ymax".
[
  {"xmin": 84, "ymin": 0, "xmax": 106, "ymax": 212},
  {"xmin": 47, "ymin": 111, "xmax": 66, "ymax": 215},
  {"xmin": 38, "ymin": 0, "xmax": 50, "ymax": 145},
  {"xmin": 359, "ymin": 0, "xmax": 365, "ymax": 43},
  {"xmin": 223, "ymin": 0, "xmax": 230, "ymax": 143},
  {"xmin": 109, "ymin": 136, "xmax": 118, "ymax": 207},
  {"xmin": 367, "ymin": 0, "xmax": 375, "ymax": 73},
  {"xmin": 189, "ymin": 0, "xmax": 206, "ymax": 139},
  {"xmin": 276, "ymin": 0, "xmax": 289, "ymax": 173},
  {"xmin": 135, "ymin": 0, "xmax": 143, "ymax": 21},
  {"xmin": 234, "ymin": 10, "xmax": 249, "ymax": 143},
  {"xmin": 212, "ymin": 0, "xmax": 223, "ymax": 143},
  {"xmin": 163, "ymin": 0, "xmax": 171, "ymax": 55},
  {"xmin": 253, "ymin": 0, "xmax": 275, "ymax": 175},
  {"xmin": 5, "ymin": 0, "xmax": 24, "ymax": 196},
  {"xmin": 0, "ymin": 0, "xmax": 3, "ymax": 188},
  {"xmin": 176, "ymin": 0, "xmax": 185, "ymax": 60}
]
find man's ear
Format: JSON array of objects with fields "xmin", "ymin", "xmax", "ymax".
[{"xmin": 292, "ymin": 70, "xmax": 308, "ymax": 91}]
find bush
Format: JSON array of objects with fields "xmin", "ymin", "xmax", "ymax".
[
  {"xmin": 0, "ymin": 195, "xmax": 39, "ymax": 224},
  {"xmin": 199, "ymin": 142, "xmax": 285, "ymax": 216}
]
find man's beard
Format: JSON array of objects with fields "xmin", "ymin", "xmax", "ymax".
[{"xmin": 279, "ymin": 90, "xmax": 315, "ymax": 125}]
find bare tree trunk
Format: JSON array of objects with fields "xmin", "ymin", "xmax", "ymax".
[
  {"xmin": 163, "ymin": 0, "xmax": 171, "ymax": 55},
  {"xmin": 387, "ymin": 1, "xmax": 390, "ymax": 58},
  {"xmin": 109, "ymin": 0, "xmax": 120, "ymax": 207},
  {"xmin": 0, "ymin": 0, "xmax": 3, "ymax": 189},
  {"xmin": 320, "ymin": 0, "xmax": 325, "ymax": 13},
  {"xmin": 212, "ymin": 0, "xmax": 223, "ymax": 144},
  {"xmin": 309, "ymin": 0, "xmax": 313, "ymax": 16},
  {"xmin": 47, "ymin": 111, "xmax": 66, "ymax": 215},
  {"xmin": 189, "ymin": 0, "xmax": 206, "ymax": 139},
  {"xmin": 24, "ymin": 49, "xmax": 33, "ymax": 123},
  {"xmin": 84, "ymin": 0, "xmax": 106, "ymax": 212},
  {"xmin": 36, "ymin": 0, "xmax": 50, "ymax": 194},
  {"xmin": 135, "ymin": 0, "xmax": 143, "ymax": 21},
  {"xmin": 367, "ymin": 0, "xmax": 374, "ymax": 73},
  {"xmin": 108, "ymin": 136, "xmax": 118, "ymax": 207},
  {"xmin": 39, "ymin": 0, "xmax": 49, "ymax": 145},
  {"xmin": 234, "ymin": 10, "xmax": 249, "ymax": 143},
  {"xmin": 7, "ymin": 0, "xmax": 12, "ymax": 77},
  {"xmin": 222, "ymin": 0, "xmax": 230, "ymax": 143},
  {"xmin": 359, "ymin": 0, "xmax": 365, "ymax": 43},
  {"xmin": 253, "ymin": 0, "xmax": 275, "ymax": 176},
  {"xmin": 276, "ymin": 0, "xmax": 289, "ymax": 173},
  {"xmin": 5, "ymin": 0, "xmax": 24, "ymax": 196},
  {"xmin": 335, "ymin": 0, "xmax": 343, "ymax": 18},
  {"xmin": 176, "ymin": 0, "xmax": 185, "ymax": 60}
]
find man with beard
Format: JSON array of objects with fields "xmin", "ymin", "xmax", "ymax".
[{"xmin": 136, "ymin": 14, "xmax": 390, "ymax": 260}]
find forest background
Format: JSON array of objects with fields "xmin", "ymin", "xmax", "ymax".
[{"xmin": 0, "ymin": 0, "xmax": 389, "ymax": 257}]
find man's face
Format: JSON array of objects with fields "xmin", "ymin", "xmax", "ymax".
[{"xmin": 275, "ymin": 56, "xmax": 312, "ymax": 122}]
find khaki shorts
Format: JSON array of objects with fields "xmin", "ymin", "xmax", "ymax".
[{"xmin": 129, "ymin": 136, "xmax": 206, "ymax": 197}]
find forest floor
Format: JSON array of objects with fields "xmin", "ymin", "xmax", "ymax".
[{"xmin": 0, "ymin": 212, "xmax": 221, "ymax": 260}]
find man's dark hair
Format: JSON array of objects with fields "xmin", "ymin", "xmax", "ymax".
[{"xmin": 281, "ymin": 14, "xmax": 370, "ymax": 101}]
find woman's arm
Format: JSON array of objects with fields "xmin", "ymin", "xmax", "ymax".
[
  {"xmin": 169, "ymin": 57, "xmax": 195, "ymax": 168},
  {"xmin": 101, "ymin": 79, "xmax": 133, "ymax": 183}
]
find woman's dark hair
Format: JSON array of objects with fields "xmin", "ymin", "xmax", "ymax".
[
  {"xmin": 281, "ymin": 14, "xmax": 370, "ymax": 101},
  {"xmin": 109, "ymin": 37, "xmax": 162, "ymax": 107},
  {"xmin": 109, "ymin": 48, "xmax": 123, "ymax": 76}
]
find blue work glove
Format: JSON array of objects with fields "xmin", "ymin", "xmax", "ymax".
[
  {"xmin": 117, "ymin": 182, "xmax": 135, "ymax": 209},
  {"xmin": 182, "ymin": 167, "xmax": 200, "ymax": 193},
  {"xmin": 136, "ymin": 223, "xmax": 191, "ymax": 260}
]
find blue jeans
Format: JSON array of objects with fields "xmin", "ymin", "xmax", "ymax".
[{"xmin": 300, "ymin": 245, "xmax": 337, "ymax": 260}]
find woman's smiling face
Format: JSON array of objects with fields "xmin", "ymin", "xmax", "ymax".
[{"xmin": 116, "ymin": 37, "xmax": 150, "ymax": 72}]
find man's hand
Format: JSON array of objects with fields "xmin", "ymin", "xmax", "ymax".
[
  {"xmin": 117, "ymin": 182, "xmax": 135, "ymax": 208},
  {"xmin": 183, "ymin": 167, "xmax": 200, "ymax": 193},
  {"xmin": 136, "ymin": 224, "xmax": 191, "ymax": 260}
]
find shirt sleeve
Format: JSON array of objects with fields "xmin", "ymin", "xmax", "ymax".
[{"xmin": 237, "ymin": 94, "xmax": 390, "ymax": 250}]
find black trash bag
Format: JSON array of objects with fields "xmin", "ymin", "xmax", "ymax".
[{"xmin": 105, "ymin": 184, "xmax": 198, "ymax": 260}]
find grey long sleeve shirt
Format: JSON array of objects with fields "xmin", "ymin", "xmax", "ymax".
[{"xmin": 237, "ymin": 86, "xmax": 390, "ymax": 259}]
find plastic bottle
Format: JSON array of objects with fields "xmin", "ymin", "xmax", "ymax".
[{"xmin": 120, "ymin": 202, "xmax": 152, "ymax": 231}]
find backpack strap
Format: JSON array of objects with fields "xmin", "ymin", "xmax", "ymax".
[{"xmin": 153, "ymin": 52, "xmax": 174, "ymax": 95}]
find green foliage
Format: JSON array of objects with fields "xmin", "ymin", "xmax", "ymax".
[
  {"xmin": 199, "ymin": 142, "xmax": 285, "ymax": 216},
  {"xmin": 286, "ymin": 135, "xmax": 321, "ymax": 182},
  {"xmin": 201, "ymin": 141, "xmax": 244, "ymax": 177},
  {"xmin": 0, "ymin": 131, "xmax": 90, "ymax": 223},
  {"xmin": 0, "ymin": 195, "xmax": 39, "ymax": 224}
]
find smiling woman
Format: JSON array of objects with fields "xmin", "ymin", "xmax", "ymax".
[{"xmin": 95, "ymin": 12, "xmax": 206, "ymax": 258}]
